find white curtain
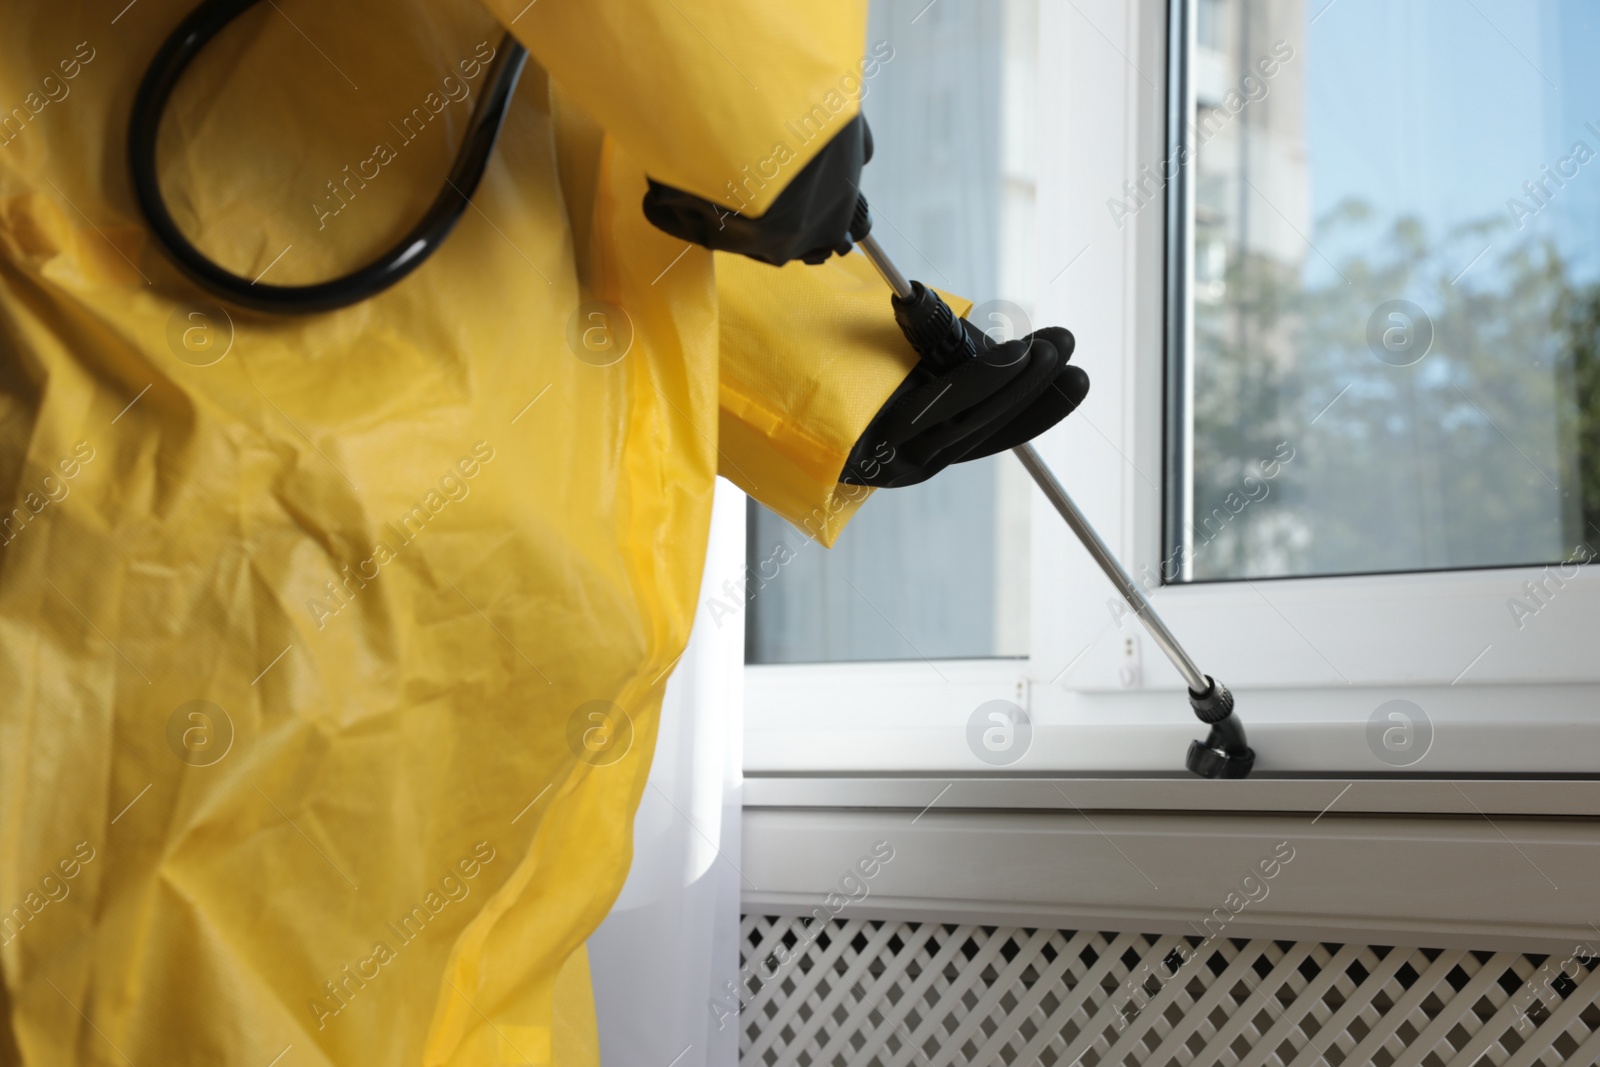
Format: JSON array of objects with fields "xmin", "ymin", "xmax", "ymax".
[{"xmin": 587, "ymin": 481, "xmax": 745, "ymax": 1067}]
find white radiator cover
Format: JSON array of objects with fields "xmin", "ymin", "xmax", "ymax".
[{"xmin": 737, "ymin": 915, "xmax": 1600, "ymax": 1066}]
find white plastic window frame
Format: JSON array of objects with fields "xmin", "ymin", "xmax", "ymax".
[{"xmin": 743, "ymin": 0, "xmax": 1600, "ymax": 778}]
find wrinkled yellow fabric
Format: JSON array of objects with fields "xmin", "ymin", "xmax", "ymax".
[
  {"xmin": 508, "ymin": 0, "xmax": 874, "ymax": 216},
  {"xmin": 0, "ymin": 0, "xmax": 936, "ymax": 1063},
  {"xmin": 716, "ymin": 255, "xmax": 970, "ymax": 545}
]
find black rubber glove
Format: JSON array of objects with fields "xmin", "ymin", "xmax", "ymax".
[
  {"xmin": 840, "ymin": 288, "xmax": 1089, "ymax": 488},
  {"xmin": 642, "ymin": 116, "xmax": 872, "ymax": 266}
]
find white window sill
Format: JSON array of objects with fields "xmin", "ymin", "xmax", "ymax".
[{"xmin": 746, "ymin": 660, "xmax": 1600, "ymax": 776}]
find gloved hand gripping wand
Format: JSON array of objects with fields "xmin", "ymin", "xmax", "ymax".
[{"xmin": 852, "ymin": 200, "xmax": 1255, "ymax": 780}]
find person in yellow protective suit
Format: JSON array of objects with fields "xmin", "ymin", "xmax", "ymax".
[{"xmin": 0, "ymin": 0, "xmax": 1085, "ymax": 1064}]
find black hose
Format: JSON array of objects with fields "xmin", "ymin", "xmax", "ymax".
[{"xmin": 128, "ymin": 0, "xmax": 527, "ymax": 314}]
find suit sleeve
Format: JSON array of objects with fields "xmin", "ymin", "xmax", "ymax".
[
  {"xmin": 483, "ymin": 0, "xmax": 876, "ymax": 217},
  {"xmin": 714, "ymin": 252, "xmax": 971, "ymax": 546}
]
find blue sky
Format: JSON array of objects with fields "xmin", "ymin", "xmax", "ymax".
[{"xmin": 1303, "ymin": 0, "xmax": 1600, "ymax": 285}]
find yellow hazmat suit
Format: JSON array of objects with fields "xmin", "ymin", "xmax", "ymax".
[{"xmin": 0, "ymin": 0, "xmax": 942, "ymax": 1062}]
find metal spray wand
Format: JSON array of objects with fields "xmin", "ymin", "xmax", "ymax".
[{"xmin": 853, "ymin": 204, "xmax": 1254, "ymax": 779}]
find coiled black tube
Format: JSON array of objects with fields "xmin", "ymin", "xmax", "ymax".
[{"xmin": 128, "ymin": 0, "xmax": 527, "ymax": 314}]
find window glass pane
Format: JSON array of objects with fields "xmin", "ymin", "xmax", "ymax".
[
  {"xmin": 745, "ymin": 0, "xmax": 1037, "ymax": 664},
  {"xmin": 1179, "ymin": 0, "xmax": 1600, "ymax": 581}
]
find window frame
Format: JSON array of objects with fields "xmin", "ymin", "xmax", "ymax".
[{"xmin": 742, "ymin": 0, "xmax": 1600, "ymax": 778}]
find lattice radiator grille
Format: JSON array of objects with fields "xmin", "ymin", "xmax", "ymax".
[{"xmin": 737, "ymin": 916, "xmax": 1600, "ymax": 1066}]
